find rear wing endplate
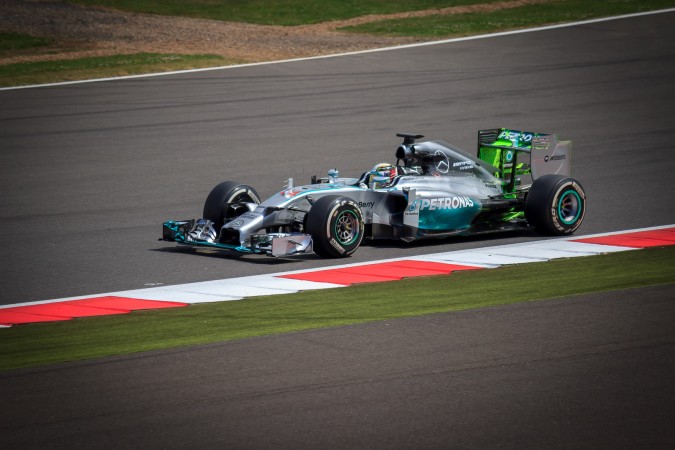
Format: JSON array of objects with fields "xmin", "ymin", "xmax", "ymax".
[{"xmin": 530, "ymin": 134, "xmax": 572, "ymax": 180}]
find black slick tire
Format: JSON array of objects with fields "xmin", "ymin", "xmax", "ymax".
[
  {"xmin": 203, "ymin": 181, "xmax": 261, "ymax": 230},
  {"xmin": 306, "ymin": 195, "xmax": 364, "ymax": 258},
  {"xmin": 525, "ymin": 174, "xmax": 586, "ymax": 235}
]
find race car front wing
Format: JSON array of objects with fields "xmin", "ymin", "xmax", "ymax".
[{"xmin": 161, "ymin": 219, "xmax": 313, "ymax": 257}]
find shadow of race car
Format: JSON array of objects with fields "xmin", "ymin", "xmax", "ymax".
[{"xmin": 162, "ymin": 128, "xmax": 586, "ymax": 258}]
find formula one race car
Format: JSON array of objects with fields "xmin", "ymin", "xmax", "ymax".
[{"xmin": 162, "ymin": 128, "xmax": 586, "ymax": 258}]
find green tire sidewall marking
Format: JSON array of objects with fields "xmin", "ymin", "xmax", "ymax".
[{"xmin": 557, "ymin": 189, "xmax": 582, "ymax": 225}]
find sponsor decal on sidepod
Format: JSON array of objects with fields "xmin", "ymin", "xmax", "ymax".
[{"xmin": 410, "ymin": 197, "xmax": 475, "ymax": 212}]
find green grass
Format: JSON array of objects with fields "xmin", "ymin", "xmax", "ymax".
[
  {"xmin": 0, "ymin": 32, "xmax": 53, "ymax": 55},
  {"xmin": 2, "ymin": 246, "xmax": 673, "ymax": 372},
  {"xmin": 342, "ymin": 0, "xmax": 675, "ymax": 36},
  {"xmin": 66, "ymin": 0, "xmax": 492, "ymax": 26},
  {"xmin": 64, "ymin": 0, "xmax": 675, "ymax": 27},
  {"xmin": 0, "ymin": 53, "xmax": 234, "ymax": 87}
]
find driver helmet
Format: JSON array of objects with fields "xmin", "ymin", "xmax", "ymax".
[{"xmin": 369, "ymin": 163, "xmax": 397, "ymax": 189}]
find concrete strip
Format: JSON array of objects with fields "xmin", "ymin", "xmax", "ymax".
[
  {"xmin": 220, "ymin": 274, "xmax": 345, "ymax": 291},
  {"xmin": 108, "ymin": 288, "xmax": 241, "ymax": 303},
  {"xmin": 422, "ymin": 251, "xmax": 547, "ymax": 266},
  {"xmin": 525, "ymin": 240, "xmax": 633, "ymax": 255}
]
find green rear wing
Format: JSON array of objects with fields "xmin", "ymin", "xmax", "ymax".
[{"xmin": 477, "ymin": 128, "xmax": 572, "ymax": 192}]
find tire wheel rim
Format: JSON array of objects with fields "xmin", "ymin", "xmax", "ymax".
[
  {"xmin": 334, "ymin": 210, "xmax": 359, "ymax": 245},
  {"xmin": 558, "ymin": 189, "xmax": 582, "ymax": 225}
]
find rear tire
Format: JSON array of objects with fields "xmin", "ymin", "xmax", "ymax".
[
  {"xmin": 306, "ymin": 196, "xmax": 364, "ymax": 258},
  {"xmin": 203, "ymin": 181, "xmax": 261, "ymax": 230},
  {"xmin": 525, "ymin": 174, "xmax": 586, "ymax": 235}
]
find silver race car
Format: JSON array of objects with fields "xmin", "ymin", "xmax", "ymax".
[{"xmin": 162, "ymin": 128, "xmax": 586, "ymax": 257}]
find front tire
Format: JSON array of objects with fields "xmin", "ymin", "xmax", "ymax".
[
  {"xmin": 525, "ymin": 174, "xmax": 586, "ymax": 235},
  {"xmin": 203, "ymin": 181, "xmax": 261, "ymax": 230},
  {"xmin": 306, "ymin": 196, "xmax": 364, "ymax": 258}
]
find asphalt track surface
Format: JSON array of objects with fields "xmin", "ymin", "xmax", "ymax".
[{"xmin": 2, "ymin": 11, "xmax": 675, "ymax": 449}]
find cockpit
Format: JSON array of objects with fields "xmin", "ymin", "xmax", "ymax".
[{"xmin": 395, "ymin": 134, "xmax": 499, "ymax": 181}]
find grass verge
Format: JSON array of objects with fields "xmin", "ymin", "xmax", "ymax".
[
  {"xmin": 0, "ymin": 32, "xmax": 53, "ymax": 55},
  {"xmin": 0, "ymin": 53, "xmax": 233, "ymax": 87},
  {"xmin": 342, "ymin": 0, "xmax": 675, "ymax": 36},
  {"xmin": 65, "ymin": 0, "xmax": 492, "ymax": 26},
  {"xmin": 1, "ymin": 246, "xmax": 674, "ymax": 372}
]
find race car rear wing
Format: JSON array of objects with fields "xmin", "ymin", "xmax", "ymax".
[{"xmin": 477, "ymin": 128, "xmax": 572, "ymax": 191}]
